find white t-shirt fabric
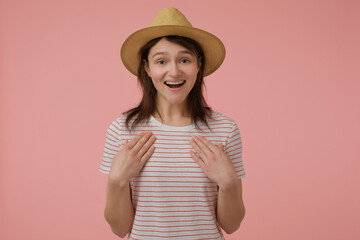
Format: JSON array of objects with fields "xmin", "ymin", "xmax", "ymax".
[{"xmin": 99, "ymin": 110, "xmax": 245, "ymax": 240}]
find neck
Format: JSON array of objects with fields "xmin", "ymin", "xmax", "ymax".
[{"xmin": 153, "ymin": 97, "xmax": 191, "ymax": 122}]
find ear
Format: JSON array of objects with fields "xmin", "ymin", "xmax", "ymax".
[
  {"xmin": 197, "ymin": 57, "xmax": 202, "ymax": 71},
  {"xmin": 144, "ymin": 60, "xmax": 151, "ymax": 77}
]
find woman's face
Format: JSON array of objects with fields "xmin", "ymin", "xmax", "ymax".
[{"xmin": 145, "ymin": 38, "xmax": 200, "ymax": 107}]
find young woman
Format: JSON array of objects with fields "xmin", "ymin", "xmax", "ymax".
[{"xmin": 99, "ymin": 7, "xmax": 246, "ymax": 240}]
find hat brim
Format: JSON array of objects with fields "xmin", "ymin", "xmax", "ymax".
[{"xmin": 120, "ymin": 25, "xmax": 226, "ymax": 77}]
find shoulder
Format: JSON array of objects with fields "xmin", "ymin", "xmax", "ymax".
[
  {"xmin": 110, "ymin": 112, "xmax": 151, "ymax": 133},
  {"xmin": 108, "ymin": 113, "xmax": 126, "ymax": 127},
  {"xmin": 208, "ymin": 109, "xmax": 237, "ymax": 126},
  {"xmin": 106, "ymin": 113, "xmax": 130, "ymax": 135},
  {"xmin": 208, "ymin": 109, "xmax": 242, "ymax": 137},
  {"xmin": 111, "ymin": 112, "xmax": 143, "ymax": 126}
]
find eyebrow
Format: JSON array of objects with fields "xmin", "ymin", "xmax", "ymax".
[{"xmin": 151, "ymin": 50, "xmax": 195, "ymax": 59}]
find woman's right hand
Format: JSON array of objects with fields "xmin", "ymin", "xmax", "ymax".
[{"xmin": 108, "ymin": 131, "xmax": 156, "ymax": 186}]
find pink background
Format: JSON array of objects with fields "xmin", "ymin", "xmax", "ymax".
[{"xmin": 1, "ymin": 0, "xmax": 359, "ymax": 239}]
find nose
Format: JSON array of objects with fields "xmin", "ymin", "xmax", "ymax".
[{"xmin": 168, "ymin": 62, "xmax": 181, "ymax": 77}]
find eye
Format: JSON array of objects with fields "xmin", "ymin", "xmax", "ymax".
[
  {"xmin": 180, "ymin": 59, "xmax": 190, "ymax": 63},
  {"xmin": 157, "ymin": 60, "xmax": 166, "ymax": 65}
]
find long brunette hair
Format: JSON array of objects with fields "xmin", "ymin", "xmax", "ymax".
[{"xmin": 123, "ymin": 35, "xmax": 213, "ymax": 132}]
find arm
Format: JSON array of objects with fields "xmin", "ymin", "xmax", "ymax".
[
  {"xmin": 104, "ymin": 179, "xmax": 134, "ymax": 238},
  {"xmin": 189, "ymin": 134, "xmax": 246, "ymax": 234},
  {"xmin": 216, "ymin": 177, "xmax": 245, "ymax": 234},
  {"xmin": 102, "ymin": 131, "xmax": 156, "ymax": 238}
]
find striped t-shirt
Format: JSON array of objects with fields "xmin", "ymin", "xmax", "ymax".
[{"xmin": 99, "ymin": 110, "xmax": 245, "ymax": 240}]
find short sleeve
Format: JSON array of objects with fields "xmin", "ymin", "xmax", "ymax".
[
  {"xmin": 99, "ymin": 119, "xmax": 123, "ymax": 175},
  {"xmin": 224, "ymin": 122, "xmax": 245, "ymax": 179}
]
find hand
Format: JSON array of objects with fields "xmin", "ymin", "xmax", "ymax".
[
  {"xmin": 109, "ymin": 131, "xmax": 156, "ymax": 185},
  {"xmin": 189, "ymin": 135, "xmax": 237, "ymax": 188}
]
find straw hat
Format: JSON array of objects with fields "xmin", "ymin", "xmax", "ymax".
[{"xmin": 120, "ymin": 7, "xmax": 226, "ymax": 77}]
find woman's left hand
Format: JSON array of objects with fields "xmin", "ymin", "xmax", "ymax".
[{"xmin": 189, "ymin": 135, "xmax": 238, "ymax": 188}]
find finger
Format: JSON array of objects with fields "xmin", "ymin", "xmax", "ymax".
[
  {"xmin": 196, "ymin": 135, "xmax": 218, "ymax": 153},
  {"xmin": 217, "ymin": 143, "xmax": 224, "ymax": 152},
  {"xmin": 192, "ymin": 135, "xmax": 213, "ymax": 157},
  {"xmin": 116, "ymin": 139, "xmax": 129, "ymax": 157},
  {"xmin": 189, "ymin": 150, "xmax": 206, "ymax": 170},
  {"xmin": 132, "ymin": 131, "xmax": 152, "ymax": 154},
  {"xmin": 122, "ymin": 139, "xmax": 129, "ymax": 148},
  {"xmin": 139, "ymin": 145, "xmax": 155, "ymax": 167},
  {"xmin": 137, "ymin": 134, "xmax": 156, "ymax": 158},
  {"xmin": 126, "ymin": 131, "xmax": 147, "ymax": 149},
  {"xmin": 190, "ymin": 138, "xmax": 208, "ymax": 161}
]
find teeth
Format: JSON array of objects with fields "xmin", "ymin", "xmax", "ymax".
[{"xmin": 165, "ymin": 80, "xmax": 185, "ymax": 85}]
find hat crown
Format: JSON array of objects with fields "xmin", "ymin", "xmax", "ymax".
[{"xmin": 151, "ymin": 7, "xmax": 192, "ymax": 27}]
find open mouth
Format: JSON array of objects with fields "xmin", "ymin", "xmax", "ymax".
[{"xmin": 164, "ymin": 80, "xmax": 186, "ymax": 88}]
